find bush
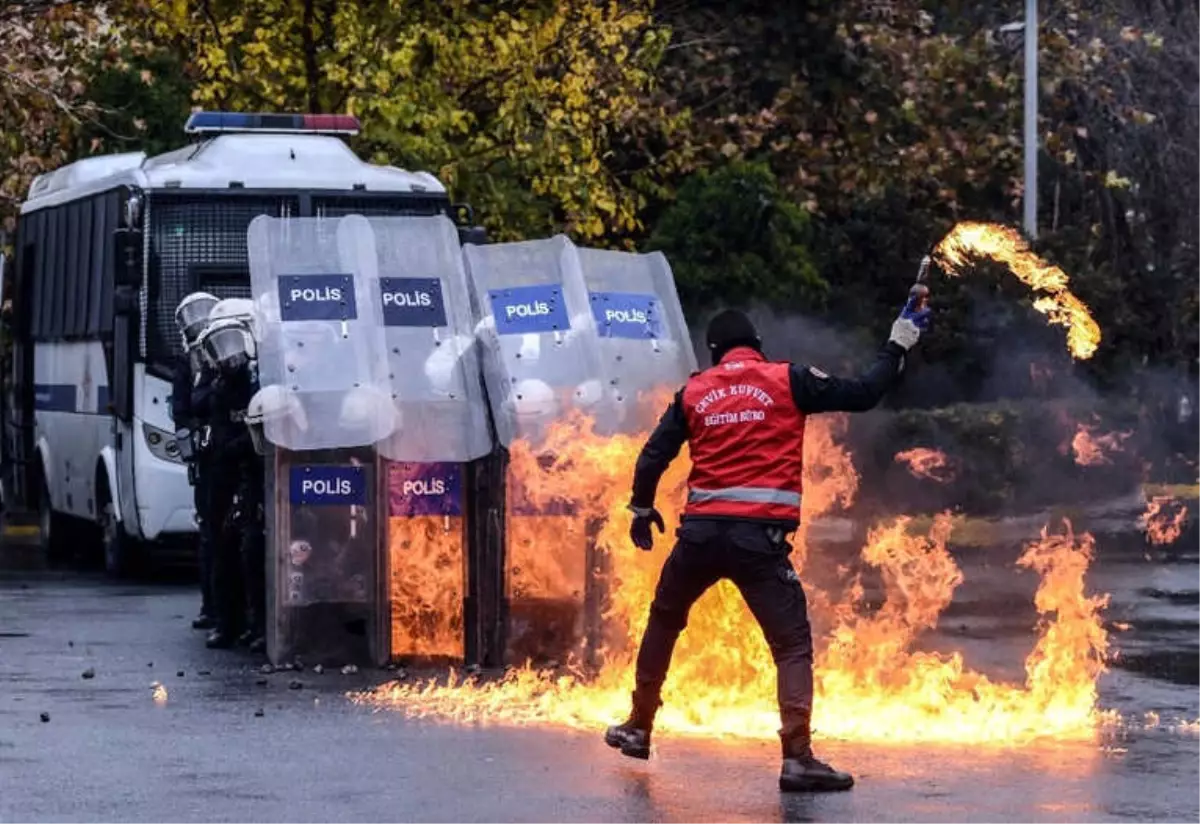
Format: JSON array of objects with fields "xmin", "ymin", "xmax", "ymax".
[{"xmin": 647, "ymin": 161, "xmax": 827, "ymax": 312}]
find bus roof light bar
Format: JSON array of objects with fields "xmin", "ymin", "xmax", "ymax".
[{"xmin": 184, "ymin": 111, "xmax": 362, "ymax": 136}]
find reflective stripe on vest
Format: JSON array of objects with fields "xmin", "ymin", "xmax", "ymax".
[{"xmin": 688, "ymin": 487, "xmax": 802, "ymax": 508}]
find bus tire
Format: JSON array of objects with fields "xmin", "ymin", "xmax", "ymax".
[
  {"xmin": 36, "ymin": 469, "xmax": 71, "ymax": 564},
  {"xmin": 97, "ymin": 477, "xmax": 141, "ymax": 578}
]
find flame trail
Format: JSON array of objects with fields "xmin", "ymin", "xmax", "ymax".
[
  {"xmin": 1071, "ymin": 424, "xmax": 1132, "ymax": 467},
  {"xmin": 932, "ymin": 222, "xmax": 1102, "ymax": 360},
  {"xmin": 1139, "ymin": 496, "xmax": 1189, "ymax": 545},
  {"xmin": 894, "ymin": 447, "xmax": 955, "ymax": 482},
  {"xmin": 360, "ymin": 405, "xmax": 1114, "ymax": 744}
]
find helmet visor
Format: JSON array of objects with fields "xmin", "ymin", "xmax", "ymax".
[
  {"xmin": 202, "ymin": 326, "xmax": 250, "ymax": 370},
  {"xmin": 176, "ymin": 297, "xmax": 218, "ymax": 344}
]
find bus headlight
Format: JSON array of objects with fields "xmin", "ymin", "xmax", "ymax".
[{"xmin": 143, "ymin": 423, "xmax": 184, "ymax": 464}]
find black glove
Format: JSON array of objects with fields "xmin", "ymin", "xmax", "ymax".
[{"xmin": 629, "ymin": 505, "xmax": 665, "ymax": 551}]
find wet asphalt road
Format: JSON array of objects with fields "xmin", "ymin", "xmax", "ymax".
[{"xmin": 1, "ymin": 526, "xmax": 1197, "ymax": 823}]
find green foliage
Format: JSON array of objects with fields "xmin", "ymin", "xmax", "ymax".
[
  {"xmin": 120, "ymin": 0, "xmax": 684, "ymax": 243},
  {"xmin": 0, "ymin": 3, "xmax": 132, "ymax": 235},
  {"xmin": 76, "ymin": 46, "xmax": 194, "ymax": 160},
  {"xmin": 3, "ymin": 0, "xmax": 1195, "ymax": 395},
  {"xmin": 647, "ymin": 161, "xmax": 826, "ymax": 311}
]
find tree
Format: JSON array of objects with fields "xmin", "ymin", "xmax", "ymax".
[
  {"xmin": 648, "ymin": 160, "xmax": 826, "ymax": 310},
  {"xmin": 646, "ymin": 0, "xmax": 1198, "ymax": 385},
  {"xmin": 119, "ymin": 0, "xmax": 686, "ymax": 243},
  {"xmin": 0, "ymin": 2, "xmax": 132, "ymax": 235}
]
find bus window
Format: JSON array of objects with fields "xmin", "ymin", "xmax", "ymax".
[
  {"xmin": 30, "ymin": 210, "xmax": 49, "ymax": 340},
  {"xmin": 86, "ymin": 196, "xmax": 107, "ymax": 336},
  {"xmin": 72, "ymin": 200, "xmax": 93, "ymax": 337},
  {"xmin": 97, "ymin": 193, "xmax": 118, "ymax": 337},
  {"xmin": 48, "ymin": 206, "xmax": 67, "ymax": 339}
]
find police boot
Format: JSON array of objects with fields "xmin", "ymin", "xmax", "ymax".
[
  {"xmin": 205, "ymin": 629, "xmax": 236, "ymax": 650},
  {"xmin": 192, "ymin": 613, "xmax": 215, "ymax": 630},
  {"xmin": 779, "ymin": 712, "xmax": 854, "ymax": 793},
  {"xmin": 604, "ymin": 690, "xmax": 658, "ymax": 760}
]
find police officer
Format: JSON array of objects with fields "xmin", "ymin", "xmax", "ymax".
[
  {"xmin": 170, "ymin": 291, "xmax": 220, "ymax": 631},
  {"xmin": 604, "ymin": 298, "xmax": 930, "ymax": 793},
  {"xmin": 197, "ymin": 313, "xmax": 260, "ymax": 649}
]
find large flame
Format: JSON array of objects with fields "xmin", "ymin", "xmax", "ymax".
[
  {"xmin": 361, "ymin": 405, "xmax": 1113, "ymax": 744},
  {"xmin": 932, "ymin": 222, "xmax": 1102, "ymax": 360},
  {"xmin": 389, "ymin": 516, "xmax": 465, "ymax": 660}
]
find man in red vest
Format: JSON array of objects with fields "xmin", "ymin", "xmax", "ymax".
[{"xmin": 604, "ymin": 299, "xmax": 929, "ymax": 792}]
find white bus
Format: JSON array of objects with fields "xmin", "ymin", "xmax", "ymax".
[{"xmin": 0, "ymin": 111, "xmax": 481, "ymax": 575}]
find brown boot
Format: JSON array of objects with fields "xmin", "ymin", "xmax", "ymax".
[
  {"xmin": 603, "ymin": 689, "xmax": 659, "ymax": 760},
  {"xmin": 779, "ymin": 711, "xmax": 854, "ymax": 792}
]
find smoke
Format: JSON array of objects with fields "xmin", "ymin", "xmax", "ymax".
[
  {"xmin": 682, "ymin": 298, "xmax": 1197, "ymax": 520},
  {"xmin": 687, "ymin": 303, "xmax": 876, "ymax": 374}
]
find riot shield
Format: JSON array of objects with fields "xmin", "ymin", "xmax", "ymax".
[
  {"xmin": 386, "ymin": 461, "xmax": 467, "ymax": 662},
  {"xmin": 247, "ymin": 215, "xmax": 394, "ymax": 451},
  {"xmin": 461, "ymin": 236, "xmax": 602, "ymax": 447},
  {"xmin": 571, "ymin": 246, "xmax": 698, "ymax": 434},
  {"xmin": 265, "ymin": 447, "xmax": 385, "ymax": 667},
  {"xmin": 365, "ymin": 216, "xmax": 492, "ymax": 463}
]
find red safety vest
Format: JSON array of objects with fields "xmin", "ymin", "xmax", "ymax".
[{"xmin": 681, "ymin": 347, "xmax": 805, "ymax": 523}]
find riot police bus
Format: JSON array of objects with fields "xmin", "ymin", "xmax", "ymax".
[{"xmin": 0, "ymin": 111, "xmax": 481, "ymax": 575}]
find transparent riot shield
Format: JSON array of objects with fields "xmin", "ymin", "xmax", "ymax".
[
  {"xmin": 461, "ymin": 236, "xmax": 602, "ymax": 447},
  {"xmin": 386, "ymin": 461, "xmax": 467, "ymax": 662},
  {"xmin": 503, "ymin": 463, "xmax": 589, "ymax": 667},
  {"xmin": 570, "ymin": 246, "xmax": 698, "ymax": 434},
  {"xmin": 250, "ymin": 215, "xmax": 392, "ymax": 668},
  {"xmin": 265, "ymin": 447, "xmax": 385, "ymax": 668},
  {"xmin": 366, "ymin": 216, "xmax": 492, "ymax": 463},
  {"xmin": 247, "ymin": 215, "xmax": 395, "ymax": 451},
  {"xmin": 462, "ymin": 237, "xmax": 608, "ymax": 668}
]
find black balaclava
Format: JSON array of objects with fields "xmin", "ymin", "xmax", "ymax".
[{"xmin": 705, "ymin": 309, "xmax": 762, "ymax": 365}]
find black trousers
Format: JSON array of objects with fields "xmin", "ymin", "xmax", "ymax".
[
  {"xmin": 210, "ymin": 474, "xmax": 244, "ymax": 636},
  {"xmin": 193, "ymin": 467, "xmax": 215, "ymax": 617},
  {"xmin": 632, "ymin": 519, "xmax": 814, "ymax": 744},
  {"xmin": 240, "ymin": 503, "xmax": 266, "ymax": 638}
]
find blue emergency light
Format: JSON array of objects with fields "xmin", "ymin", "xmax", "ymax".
[{"xmin": 184, "ymin": 111, "xmax": 362, "ymax": 136}]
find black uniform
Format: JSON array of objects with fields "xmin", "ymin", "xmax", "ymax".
[
  {"xmin": 233, "ymin": 426, "xmax": 266, "ymax": 648},
  {"xmin": 171, "ymin": 353, "xmax": 214, "ymax": 624},
  {"xmin": 624, "ymin": 343, "xmax": 904, "ymax": 748},
  {"xmin": 204, "ymin": 365, "xmax": 258, "ymax": 642}
]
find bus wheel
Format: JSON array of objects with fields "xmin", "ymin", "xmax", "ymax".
[
  {"xmin": 37, "ymin": 471, "xmax": 70, "ymax": 564},
  {"xmin": 98, "ymin": 480, "xmax": 140, "ymax": 578}
]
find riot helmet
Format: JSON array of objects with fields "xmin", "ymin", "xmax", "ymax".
[
  {"xmin": 423, "ymin": 335, "xmax": 474, "ymax": 395},
  {"xmin": 175, "ymin": 291, "xmax": 219, "ymax": 350},
  {"xmin": 509, "ymin": 377, "xmax": 560, "ymax": 432},
  {"xmin": 209, "ymin": 298, "xmax": 262, "ymax": 348},
  {"xmin": 245, "ymin": 384, "xmax": 308, "ymax": 455},
  {"xmin": 338, "ymin": 386, "xmax": 397, "ymax": 439},
  {"xmin": 198, "ymin": 317, "xmax": 255, "ymax": 374}
]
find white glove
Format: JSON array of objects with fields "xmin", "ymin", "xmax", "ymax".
[{"xmin": 889, "ymin": 318, "xmax": 922, "ymax": 351}]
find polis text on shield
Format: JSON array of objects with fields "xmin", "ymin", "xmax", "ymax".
[
  {"xmin": 402, "ymin": 478, "xmax": 446, "ymax": 496},
  {"xmin": 506, "ymin": 301, "xmax": 551, "ymax": 320},
  {"xmin": 290, "ymin": 465, "xmax": 366, "ymax": 506},
  {"xmin": 279, "ymin": 274, "xmax": 358, "ymax": 322},
  {"xmin": 379, "ymin": 277, "xmax": 447, "ymax": 327}
]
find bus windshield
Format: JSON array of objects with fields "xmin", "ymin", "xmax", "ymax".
[{"xmin": 144, "ymin": 191, "xmax": 449, "ymax": 368}]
